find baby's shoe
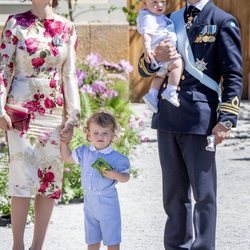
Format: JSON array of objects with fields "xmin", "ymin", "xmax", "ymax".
[
  {"xmin": 143, "ymin": 92, "xmax": 158, "ymax": 113},
  {"xmin": 161, "ymin": 89, "xmax": 180, "ymax": 107}
]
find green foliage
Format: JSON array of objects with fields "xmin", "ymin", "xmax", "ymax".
[
  {"xmin": 122, "ymin": 0, "xmax": 140, "ymax": 26},
  {"xmin": 0, "ymin": 148, "xmax": 11, "ymax": 216}
]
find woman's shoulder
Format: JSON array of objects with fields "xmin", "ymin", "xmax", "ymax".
[
  {"xmin": 54, "ymin": 14, "xmax": 75, "ymax": 27},
  {"xmin": 5, "ymin": 11, "xmax": 37, "ymax": 28}
]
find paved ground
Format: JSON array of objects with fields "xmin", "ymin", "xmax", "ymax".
[{"xmin": 0, "ymin": 101, "xmax": 250, "ymax": 250}]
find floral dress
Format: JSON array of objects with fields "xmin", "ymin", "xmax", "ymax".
[{"xmin": 0, "ymin": 11, "xmax": 80, "ymax": 199}]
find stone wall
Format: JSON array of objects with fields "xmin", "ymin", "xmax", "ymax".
[{"xmin": 0, "ymin": 23, "xmax": 129, "ymax": 63}]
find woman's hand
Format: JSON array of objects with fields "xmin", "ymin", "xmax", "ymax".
[
  {"xmin": 0, "ymin": 114, "xmax": 12, "ymax": 131},
  {"xmin": 60, "ymin": 123, "xmax": 74, "ymax": 144},
  {"xmin": 154, "ymin": 39, "xmax": 179, "ymax": 62}
]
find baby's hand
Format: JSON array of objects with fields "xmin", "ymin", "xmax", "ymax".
[
  {"xmin": 102, "ymin": 170, "xmax": 118, "ymax": 180},
  {"xmin": 144, "ymin": 50, "xmax": 155, "ymax": 64}
]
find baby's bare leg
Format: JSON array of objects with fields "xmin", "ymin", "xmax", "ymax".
[
  {"xmin": 143, "ymin": 75, "xmax": 165, "ymax": 113},
  {"xmin": 151, "ymin": 75, "xmax": 165, "ymax": 90},
  {"xmin": 161, "ymin": 57, "xmax": 183, "ymax": 107},
  {"xmin": 167, "ymin": 57, "xmax": 184, "ymax": 87}
]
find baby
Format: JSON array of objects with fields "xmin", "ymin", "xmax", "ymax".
[{"xmin": 137, "ymin": 0, "xmax": 184, "ymax": 112}]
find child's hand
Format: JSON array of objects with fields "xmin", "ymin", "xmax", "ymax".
[
  {"xmin": 60, "ymin": 124, "xmax": 74, "ymax": 143},
  {"xmin": 102, "ymin": 170, "xmax": 118, "ymax": 180},
  {"xmin": 144, "ymin": 50, "xmax": 155, "ymax": 64}
]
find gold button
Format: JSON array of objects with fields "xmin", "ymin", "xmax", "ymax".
[
  {"xmin": 181, "ymin": 75, "xmax": 185, "ymax": 80},
  {"xmin": 163, "ymin": 83, "xmax": 167, "ymax": 88}
]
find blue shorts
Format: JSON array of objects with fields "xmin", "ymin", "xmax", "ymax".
[{"xmin": 84, "ymin": 188, "xmax": 121, "ymax": 246}]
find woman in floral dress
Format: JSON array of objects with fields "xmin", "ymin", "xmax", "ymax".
[{"xmin": 0, "ymin": 0, "xmax": 80, "ymax": 249}]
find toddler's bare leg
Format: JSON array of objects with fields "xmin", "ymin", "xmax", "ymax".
[
  {"xmin": 107, "ymin": 244, "xmax": 120, "ymax": 250},
  {"xmin": 88, "ymin": 242, "xmax": 101, "ymax": 250}
]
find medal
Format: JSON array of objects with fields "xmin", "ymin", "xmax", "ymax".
[
  {"xmin": 186, "ymin": 16, "xmax": 194, "ymax": 30},
  {"xmin": 208, "ymin": 25, "xmax": 216, "ymax": 42},
  {"xmin": 195, "ymin": 36, "xmax": 202, "ymax": 43},
  {"xmin": 194, "ymin": 58, "xmax": 208, "ymax": 72},
  {"xmin": 202, "ymin": 35, "xmax": 209, "ymax": 43},
  {"xmin": 52, "ymin": 36, "xmax": 63, "ymax": 47},
  {"xmin": 209, "ymin": 36, "xmax": 216, "ymax": 42}
]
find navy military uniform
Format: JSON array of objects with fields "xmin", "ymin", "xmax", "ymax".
[{"xmin": 138, "ymin": 1, "xmax": 243, "ymax": 249}]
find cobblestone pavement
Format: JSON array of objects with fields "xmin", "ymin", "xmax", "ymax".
[{"xmin": 0, "ymin": 101, "xmax": 250, "ymax": 250}]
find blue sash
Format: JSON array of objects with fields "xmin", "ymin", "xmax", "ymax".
[{"xmin": 170, "ymin": 8, "xmax": 221, "ymax": 96}]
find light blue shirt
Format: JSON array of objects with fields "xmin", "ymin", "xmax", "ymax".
[{"xmin": 72, "ymin": 144, "xmax": 130, "ymax": 192}]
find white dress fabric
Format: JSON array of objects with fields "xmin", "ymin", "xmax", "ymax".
[{"xmin": 0, "ymin": 11, "xmax": 80, "ymax": 199}]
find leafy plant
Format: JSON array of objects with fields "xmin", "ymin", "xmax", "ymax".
[
  {"xmin": 122, "ymin": 0, "xmax": 141, "ymax": 26},
  {"xmin": 0, "ymin": 144, "xmax": 11, "ymax": 216}
]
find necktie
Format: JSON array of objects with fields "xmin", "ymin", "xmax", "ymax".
[{"xmin": 185, "ymin": 5, "xmax": 200, "ymax": 29}]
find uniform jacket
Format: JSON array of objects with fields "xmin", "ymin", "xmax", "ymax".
[{"xmin": 138, "ymin": 0, "xmax": 243, "ymax": 135}]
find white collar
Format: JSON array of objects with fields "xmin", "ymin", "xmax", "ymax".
[
  {"xmin": 187, "ymin": 0, "xmax": 209, "ymax": 11},
  {"xmin": 89, "ymin": 144, "xmax": 114, "ymax": 154}
]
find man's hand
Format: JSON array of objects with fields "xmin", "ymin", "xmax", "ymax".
[
  {"xmin": 60, "ymin": 123, "xmax": 74, "ymax": 144},
  {"xmin": 154, "ymin": 39, "xmax": 179, "ymax": 62},
  {"xmin": 212, "ymin": 123, "xmax": 231, "ymax": 145},
  {"xmin": 0, "ymin": 114, "xmax": 12, "ymax": 131}
]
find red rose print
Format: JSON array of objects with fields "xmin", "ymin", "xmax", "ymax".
[
  {"xmin": 38, "ymin": 181, "xmax": 49, "ymax": 193},
  {"xmin": 38, "ymin": 168, "xmax": 43, "ymax": 178},
  {"xmin": 56, "ymin": 97, "xmax": 63, "ymax": 106},
  {"xmin": 8, "ymin": 62, "xmax": 14, "ymax": 69},
  {"xmin": 49, "ymin": 79, "xmax": 57, "ymax": 88},
  {"xmin": 25, "ymin": 38, "xmax": 39, "ymax": 54},
  {"xmin": 49, "ymin": 42, "xmax": 59, "ymax": 57},
  {"xmin": 44, "ymin": 97, "xmax": 56, "ymax": 109},
  {"xmin": 5, "ymin": 30, "xmax": 12, "ymax": 37},
  {"xmin": 12, "ymin": 36, "xmax": 18, "ymax": 45},
  {"xmin": 44, "ymin": 20, "xmax": 64, "ymax": 37},
  {"xmin": 38, "ymin": 107, "xmax": 45, "ymax": 115},
  {"xmin": 16, "ymin": 12, "xmax": 36, "ymax": 28},
  {"xmin": 2, "ymin": 54, "xmax": 9, "ymax": 59},
  {"xmin": 48, "ymin": 189, "xmax": 61, "ymax": 199},
  {"xmin": 44, "ymin": 171, "xmax": 55, "ymax": 182},
  {"xmin": 0, "ymin": 43, "xmax": 6, "ymax": 49},
  {"xmin": 32, "ymin": 57, "xmax": 45, "ymax": 68}
]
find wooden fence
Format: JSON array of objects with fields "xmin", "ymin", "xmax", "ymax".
[{"xmin": 129, "ymin": 0, "xmax": 250, "ymax": 101}]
